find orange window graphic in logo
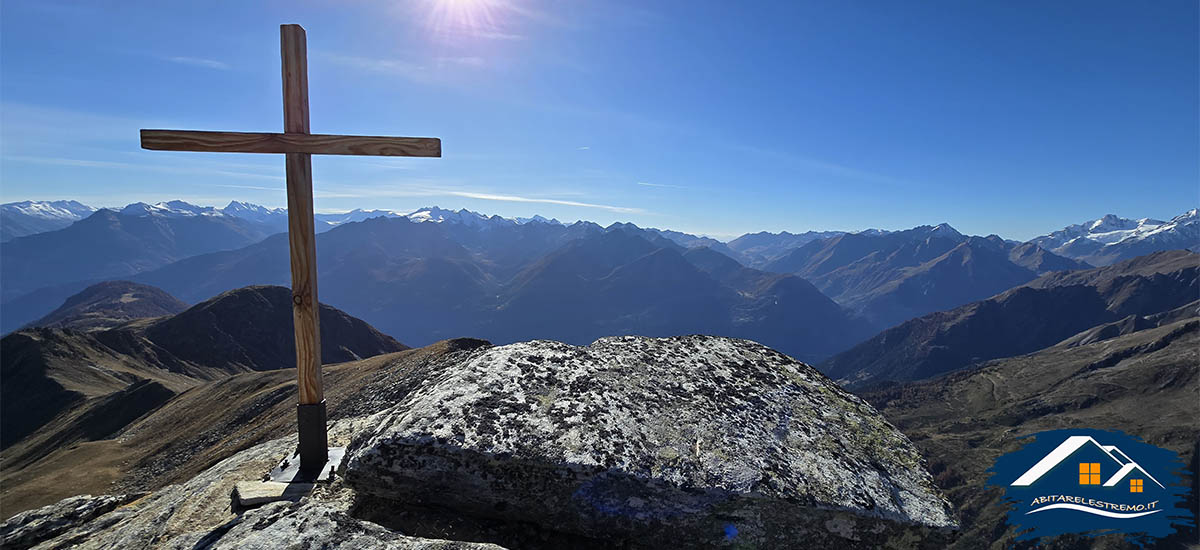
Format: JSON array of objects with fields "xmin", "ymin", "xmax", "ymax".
[
  {"xmin": 1078, "ymin": 462, "xmax": 1100, "ymax": 485},
  {"xmin": 1130, "ymin": 479, "xmax": 1143, "ymax": 493}
]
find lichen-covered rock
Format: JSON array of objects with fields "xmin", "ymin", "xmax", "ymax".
[
  {"xmin": 0, "ymin": 493, "xmax": 143, "ymax": 550},
  {"xmin": 343, "ymin": 335, "xmax": 957, "ymax": 548},
  {"xmin": 160, "ymin": 500, "xmax": 505, "ymax": 550},
  {"xmin": 19, "ymin": 430, "xmax": 504, "ymax": 550}
]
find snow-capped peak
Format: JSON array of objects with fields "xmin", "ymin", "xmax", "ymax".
[
  {"xmin": 221, "ymin": 201, "xmax": 287, "ymax": 223},
  {"xmin": 929, "ymin": 222, "xmax": 962, "ymax": 238},
  {"xmin": 514, "ymin": 214, "xmax": 563, "ymax": 226},
  {"xmin": 223, "ymin": 200, "xmax": 284, "ymax": 215},
  {"xmin": 0, "ymin": 200, "xmax": 95, "ymax": 221},
  {"xmin": 312, "ymin": 209, "xmax": 404, "ymax": 226},
  {"xmin": 405, "ymin": 206, "xmax": 495, "ymax": 227},
  {"xmin": 1170, "ymin": 208, "xmax": 1199, "ymax": 224},
  {"xmin": 120, "ymin": 200, "xmax": 224, "ymax": 218},
  {"xmin": 1028, "ymin": 208, "xmax": 1198, "ymax": 266},
  {"xmin": 1086, "ymin": 214, "xmax": 1145, "ymax": 233}
]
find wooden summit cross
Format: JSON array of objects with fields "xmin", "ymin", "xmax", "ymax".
[{"xmin": 141, "ymin": 24, "xmax": 441, "ymax": 478}]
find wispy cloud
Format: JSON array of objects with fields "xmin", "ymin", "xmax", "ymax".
[
  {"xmin": 324, "ymin": 53, "xmax": 426, "ymax": 80},
  {"xmin": 577, "ymin": 146, "xmax": 590, "ymax": 150},
  {"xmin": 475, "ymin": 30, "xmax": 525, "ymax": 40},
  {"xmin": 211, "ymin": 183, "xmax": 284, "ymax": 192},
  {"xmin": 441, "ymin": 56, "xmax": 486, "ymax": 68},
  {"xmin": 270, "ymin": 181, "xmax": 641, "ymax": 214},
  {"xmin": 636, "ymin": 181, "xmax": 686, "ymax": 189},
  {"xmin": 323, "ymin": 52, "xmax": 487, "ymax": 84},
  {"xmin": 445, "ymin": 191, "xmax": 643, "ymax": 214},
  {"xmin": 163, "ymin": 56, "xmax": 230, "ymax": 70},
  {"xmin": 3, "ymin": 155, "xmax": 283, "ymax": 182}
]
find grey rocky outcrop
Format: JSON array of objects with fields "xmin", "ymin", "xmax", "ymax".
[
  {"xmin": 343, "ymin": 335, "xmax": 957, "ymax": 548},
  {"xmin": 9, "ymin": 433, "xmax": 503, "ymax": 550},
  {"xmin": 0, "ymin": 493, "xmax": 144, "ymax": 550}
]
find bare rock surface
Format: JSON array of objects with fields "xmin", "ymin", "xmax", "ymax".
[
  {"xmin": 343, "ymin": 335, "xmax": 956, "ymax": 548},
  {"xmin": 11, "ymin": 425, "xmax": 503, "ymax": 550},
  {"xmin": 0, "ymin": 493, "xmax": 143, "ymax": 550}
]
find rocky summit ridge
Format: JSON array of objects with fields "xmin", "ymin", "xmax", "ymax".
[{"xmin": 2, "ymin": 335, "xmax": 955, "ymax": 549}]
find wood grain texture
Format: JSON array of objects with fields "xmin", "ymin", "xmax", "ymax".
[
  {"xmin": 286, "ymin": 151, "xmax": 323, "ymax": 404},
  {"xmin": 281, "ymin": 24, "xmax": 310, "ymax": 135},
  {"xmin": 282, "ymin": 24, "xmax": 323, "ymax": 406},
  {"xmin": 140, "ymin": 130, "xmax": 441, "ymax": 157}
]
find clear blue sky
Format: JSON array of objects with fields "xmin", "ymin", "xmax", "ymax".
[{"xmin": 1, "ymin": 1, "xmax": 1196, "ymax": 240}]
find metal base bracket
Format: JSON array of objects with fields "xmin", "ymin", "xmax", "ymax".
[{"xmin": 267, "ymin": 446, "xmax": 346, "ymax": 483}]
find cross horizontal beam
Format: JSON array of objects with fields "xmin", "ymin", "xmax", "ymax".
[{"xmin": 141, "ymin": 129, "xmax": 441, "ymax": 157}]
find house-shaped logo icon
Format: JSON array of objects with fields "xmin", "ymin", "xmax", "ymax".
[
  {"xmin": 1011, "ymin": 435, "xmax": 1165, "ymax": 493},
  {"xmin": 987, "ymin": 429, "xmax": 1193, "ymax": 544}
]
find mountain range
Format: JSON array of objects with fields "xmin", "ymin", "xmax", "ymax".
[
  {"xmin": 759, "ymin": 224, "xmax": 1091, "ymax": 328},
  {"xmin": 726, "ymin": 230, "xmax": 848, "ymax": 267},
  {"xmin": 0, "ymin": 200, "xmax": 95, "ymax": 242},
  {"xmin": 3, "ymin": 199, "xmax": 1196, "ymax": 360},
  {"xmin": 1, "ymin": 196, "xmax": 1196, "ymax": 548},
  {"xmin": 821, "ymin": 250, "xmax": 1199, "ymax": 390},
  {"xmin": 124, "ymin": 218, "xmax": 874, "ymax": 362},
  {"xmin": 1028, "ymin": 209, "xmax": 1199, "ymax": 267}
]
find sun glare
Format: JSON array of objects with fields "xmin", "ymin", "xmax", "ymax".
[{"xmin": 423, "ymin": 0, "xmax": 510, "ymax": 40}]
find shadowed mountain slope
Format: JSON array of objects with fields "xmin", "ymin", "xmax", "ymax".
[
  {"xmin": 763, "ymin": 225, "xmax": 1089, "ymax": 329},
  {"xmin": 0, "ymin": 338, "xmax": 484, "ymax": 519},
  {"xmin": 487, "ymin": 229, "xmax": 874, "ymax": 362},
  {"xmin": 0, "ymin": 286, "xmax": 406, "ymax": 455},
  {"xmin": 0, "ymin": 209, "xmax": 278, "ymax": 303},
  {"xmin": 821, "ymin": 250, "xmax": 1198, "ymax": 389},
  {"xmin": 865, "ymin": 317, "xmax": 1199, "ymax": 549},
  {"xmin": 727, "ymin": 230, "xmax": 846, "ymax": 268},
  {"xmin": 127, "ymin": 219, "xmax": 873, "ymax": 362},
  {"xmin": 25, "ymin": 281, "xmax": 188, "ymax": 332}
]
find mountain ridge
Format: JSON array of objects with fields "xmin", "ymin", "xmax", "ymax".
[
  {"xmin": 1, "ymin": 285, "xmax": 406, "ymax": 452},
  {"xmin": 820, "ymin": 250, "xmax": 1199, "ymax": 389},
  {"xmin": 125, "ymin": 218, "xmax": 874, "ymax": 362},
  {"xmin": 26, "ymin": 281, "xmax": 188, "ymax": 332}
]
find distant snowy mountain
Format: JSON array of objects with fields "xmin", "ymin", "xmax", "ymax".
[
  {"xmin": 87, "ymin": 201, "xmax": 573, "ymax": 233},
  {"xmin": 0, "ymin": 200, "xmax": 96, "ymax": 241},
  {"xmin": 1029, "ymin": 209, "xmax": 1199, "ymax": 266},
  {"xmin": 222, "ymin": 201, "xmax": 287, "ymax": 224},
  {"xmin": 514, "ymin": 214, "xmax": 563, "ymax": 225},
  {"xmin": 405, "ymin": 206, "xmax": 569, "ymax": 229},
  {"xmin": 120, "ymin": 200, "xmax": 225, "ymax": 218},
  {"xmin": 404, "ymin": 206, "xmax": 493, "ymax": 227},
  {"xmin": 2, "ymin": 200, "xmax": 94, "ymax": 221},
  {"xmin": 314, "ymin": 208, "xmax": 404, "ymax": 226}
]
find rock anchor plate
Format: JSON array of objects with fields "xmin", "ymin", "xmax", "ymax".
[{"xmin": 268, "ymin": 446, "xmax": 346, "ymax": 483}]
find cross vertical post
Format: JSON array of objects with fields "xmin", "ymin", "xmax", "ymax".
[
  {"xmin": 280, "ymin": 24, "xmax": 327, "ymax": 475},
  {"xmin": 139, "ymin": 22, "xmax": 440, "ymax": 483}
]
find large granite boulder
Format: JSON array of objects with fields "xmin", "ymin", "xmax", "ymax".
[{"xmin": 343, "ymin": 335, "xmax": 957, "ymax": 548}]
